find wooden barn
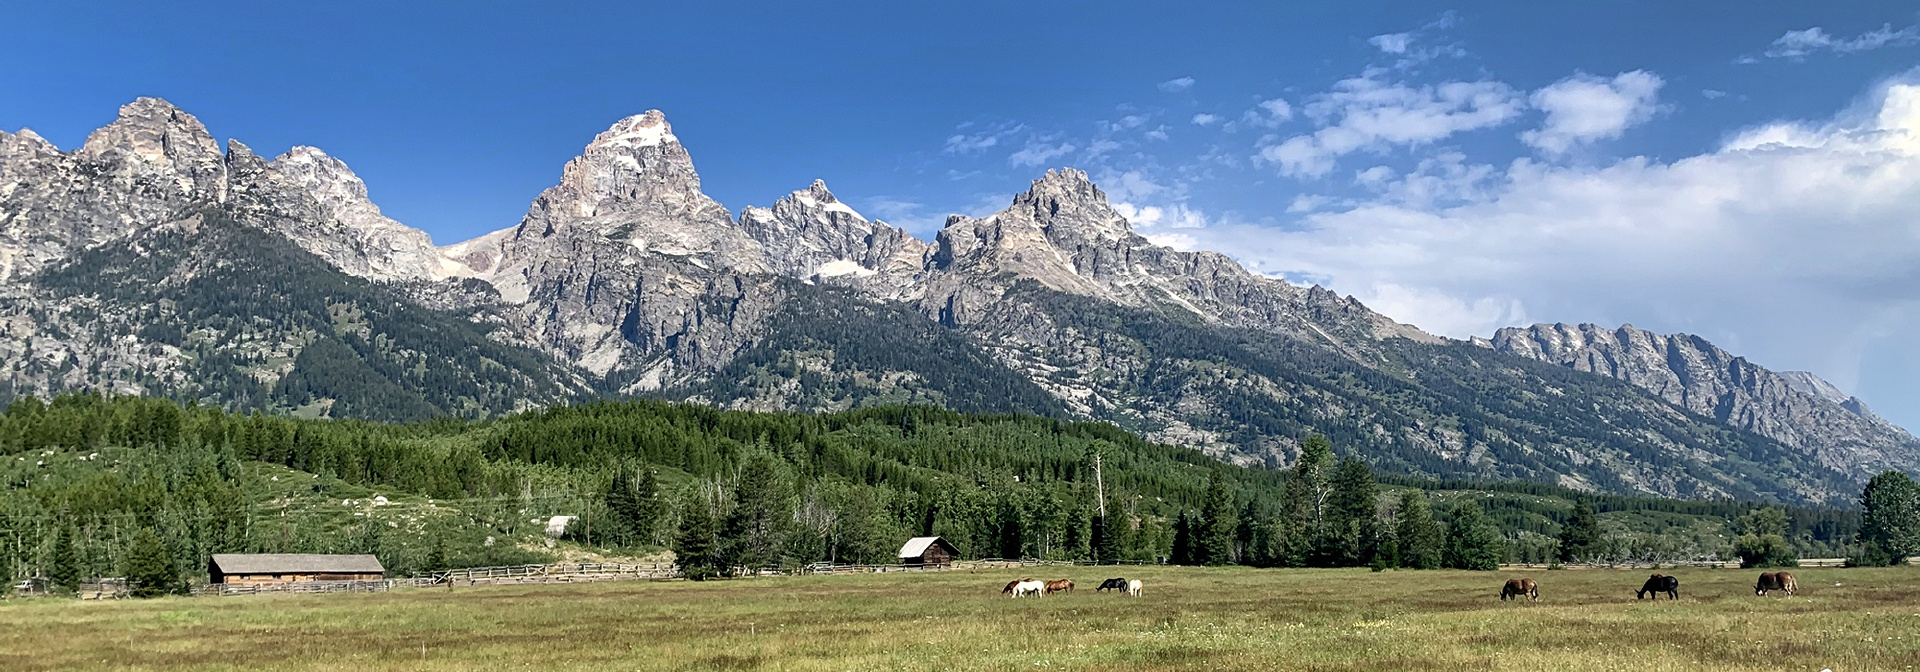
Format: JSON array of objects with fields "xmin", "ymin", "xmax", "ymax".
[
  {"xmin": 208, "ymin": 554, "xmax": 386, "ymax": 585},
  {"xmin": 896, "ymin": 536, "xmax": 959, "ymax": 567}
]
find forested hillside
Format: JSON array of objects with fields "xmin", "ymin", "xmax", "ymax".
[{"xmin": 0, "ymin": 393, "xmax": 1865, "ymax": 591}]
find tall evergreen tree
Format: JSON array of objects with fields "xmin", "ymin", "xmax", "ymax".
[
  {"xmin": 675, "ymin": 493, "xmax": 724, "ymax": 581},
  {"xmin": 48, "ymin": 522, "xmax": 79, "ymax": 593},
  {"xmin": 604, "ymin": 465, "xmax": 641, "ymax": 546},
  {"xmin": 632, "ymin": 467, "xmax": 662, "ymax": 546},
  {"xmin": 1282, "ymin": 435, "xmax": 1336, "ymax": 565},
  {"xmin": 1395, "ymin": 490, "xmax": 1443, "ymax": 570},
  {"xmin": 1170, "ymin": 512, "xmax": 1194, "ymax": 565},
  {"xmin": 720, "ymin": 453, "xmax": 792, "ymax": 569},
  {"xmin": 1328, "ymin": 457, "xmax": 1379, "ymax": 566},
  {"xmin": 1197, "ymin": 471, "xmax": 1237, "ymax": 565},
  {"xmin": 124, "ymin": 527, "xmax": 181, "ymax": 598},
  {"xmin": 1444, "ymin": 501, "xmax": 1504, "ymax": 571},
  {"xmin": 1858, "ymin": 470, "xmax": 1920, "ymax": 565},
  {"xmin": 1090, "ymin": 514, "xmax": 1111, "ymax": 564},
  {"xmin": 1557, "ymin": 499, "xmax": 1601, "ymax": 563}
]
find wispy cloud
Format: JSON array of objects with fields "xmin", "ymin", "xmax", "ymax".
[
  {"xmin": 1158, "ymin": 76, "xmax": 1196, "ymax": 93},
  {"xmin": 943, "ymin": 121, "xmax": 1026, "ymax": 154},
  {"xmin": 1008, "ymin": 139, "xmax": 1077, "ymax": 167},
  {"xmin": 1761, "ymin": 23, "xmax": 1920, "ymax": 59},
  {"xmin": 1254, "ymin": 69, "xmax": 1525, "ymax": 177},
  {"xmin": 1191, "ymin": 113, "xmax": 1222, "ymax": 126},
  {"xmin": 1521, "ymin": 70, "xmax": 1665, "ymax": 154}
]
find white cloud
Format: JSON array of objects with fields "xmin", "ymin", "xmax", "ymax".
[
  {"xmin": 1765, "ymin": 23, "xmax": 1920, "ymax": 59},
  {"xmin": 1702, "ymin": 89, "xmax": 1728, "ymax": 100},
  {"xmin": 1191, "ymin": 113, "xmax": 1222, "ymax": 126},
  {"xmin": 1159, "ymin": 76, "xmax": 1196, "ymax": 92},
  {"xmin": 944, "ymin": 122, "xmax": 1026, "ymax": 154},
  {"xmin": 1008, "ymin": 140, "xmax": 1077, "ymax": 167},
  {"xmin": 1255, "ymin": 70, "xmax": 1525, "ymax": 177},
  {"xmin": 1521, "ymin": 70, "xmax": 1665, "ymax": 154},
  {"xmin": 1368, "ymin": 33, "xmax": 1411, "ymax": 54},
  {"xmin": 1186, "ymin": 74, "xmax": 1920, "ymax": 405}
]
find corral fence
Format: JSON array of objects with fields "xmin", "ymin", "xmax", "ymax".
[
  {"xmin": 426, "ymin": 562, "xmax": 678, "ymax": 587},
  {"xmin": 194, "ymin": 580, "xmax": 391, "ymax": 597}
]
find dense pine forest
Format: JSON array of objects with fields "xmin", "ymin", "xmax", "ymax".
[{"xmin": 0, "ymin": 393, "xmax": 1890, "ymax": 594}]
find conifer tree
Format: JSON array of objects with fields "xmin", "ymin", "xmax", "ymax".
[
  {"xmin": 675, "ymin": 494, "xmax": 724, "ymax": 581},
  {"xmin": 124, "ymin": 527, "xmax": 181, "ymax": 598},
  {"xmin": 1858, "ymin": 470, "xmax": 1920, "ymax": 565},
  {"xmin": 1170, "ymin": 512, "xmax": 1194, "ymax": 565},
  {"xmin": 604, "ymin": 465, "xmax": 641, "ymax": 546},
  {"xmin": 1198, "ymin": 471, "xmax": 1237, "ymax": 565},
  {"xmin": 1557, "ymin": 499, "xmax": 1601, "ymax": 563},
  {"xmin": 1282, "ymin": 435, "xmax": 1335, "ymax": 565},
  {"xmin": 48, "ymin": 522, "xmax": 79, "ymax": 593},
  {"xmin": 1444, "ymin": 501, "xmax": 1503, "ymax": 571},
  {"xmin": 1329, "ymin": 457, "xmax": 1379, "ymax": 566},
  {"xmin": 1395, "ymin": 490, "xmax": 1443, "ymax": 570}
]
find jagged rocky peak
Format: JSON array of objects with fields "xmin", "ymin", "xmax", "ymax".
[
  {"xmin": 76, "ymin": 97, "xmax": 227, "ymax": 197},
  {"xmin": 219, "ymin": 139, "xmax": 450, "ymax": 282},
  {"xmin": 1488, "ymin": 321, "xmax": 1920, "ymax": 476},
  {"xmin": 738, "ymin": 179, "xmax": 931, "ymax": 298}
]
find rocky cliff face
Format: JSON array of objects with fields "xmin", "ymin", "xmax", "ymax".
[
  {"xmin": 1488, "ymin": 323, "xmax": 1920, "ymax": 479},
  {"xmin": 0, "ymin": 98, "xmax": 1905, "ymax": 504}
]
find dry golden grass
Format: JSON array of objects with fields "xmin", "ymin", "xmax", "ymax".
[{"xmin": 2, "ymin": 566, "xmax": 1916, "ymax": 671}]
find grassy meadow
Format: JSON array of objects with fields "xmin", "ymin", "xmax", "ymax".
[{"xmin": 1, "ymin": 566, "xmax": 1915, "ymax": 671}]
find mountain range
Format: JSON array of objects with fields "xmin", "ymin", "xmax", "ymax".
[{"xmin": 2, "ymin": 97, "xmax": 1913, "ymax": 504}]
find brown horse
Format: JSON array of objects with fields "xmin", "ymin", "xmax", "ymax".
[
  {"xmin": 1043, "ymin": 579, "xmax": 1074, "ymax": 595},
  {"xmin": 1755, "ymin": 571, "xmax": 1797, "ymax": 596},
  {"xmin": 1500, "ymin": 578, "xmax": 1538, "ymax": 602},
  {"xmin": 1637, "ymin": 573, "xmax": 1679, "ymax": 600}
]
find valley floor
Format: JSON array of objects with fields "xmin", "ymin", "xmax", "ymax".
[{"xmin": 1, "ymin": 566, "xmax": 1915, "ymax": 671}]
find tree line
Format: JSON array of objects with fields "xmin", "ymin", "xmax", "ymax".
[{"xmin": 0, "ymin": 393, "xmax": 1908, "ymax": 595}]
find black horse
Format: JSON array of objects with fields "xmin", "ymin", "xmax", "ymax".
[
  {"xmin": 1636, "ymin": 573, "xmax": 1679, "ymax": 600},
  {"xmin": 1096, "ymin": 578, "xmax": 1129, "ymax": 593}
]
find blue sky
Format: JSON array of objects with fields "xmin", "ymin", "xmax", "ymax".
[{"xmin": 9, "ymin": 1, "xmax": 1920, "ymax": 427}]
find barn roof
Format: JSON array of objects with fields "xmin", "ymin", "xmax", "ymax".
[
  {"xmin": 897, "ymin": 536, "xmax": 957, "ymax": 559},
  {"xmin": 210, "ymin": 554, "xmax": 385, "ymax": 575}
]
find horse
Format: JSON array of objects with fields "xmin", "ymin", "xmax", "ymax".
[
  {"xmin": 1096, "ymin": 578, "xmax": 1128, "ymax": 593},
  {"xmin": 1126, "ymin": 579, "xmax": 1142, "ymax": 597},
  {"xmin": 1043, "ymin": 579, "xmax": 1074, "ymax": 595},
  {"xmin": 1500, "ymin": 578, "xmax": 1538, "ymax": 602},
  {"xmin": 1003, "ymin": 578, "xmax": 1035, "ymax": 597},
  {"xmin": 1755, "ymin": 571, "xmax": 1796, "ymax": 596},
  {"xmin": 1011, "ymin": 580, "xmax": 1046, "ymax": 598},
  {"xmin": 1636, "ymin": 573, "xmax": 1680, "ymax": 600}
]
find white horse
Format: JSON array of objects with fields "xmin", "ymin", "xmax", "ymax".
[
  {"xmin": 1126, "ymin": 579, "xmax": 1142, "ymax": 597},
  {"xmin": 1012, "ymin": 580, "xmax": 1046, "ymax": 598}
]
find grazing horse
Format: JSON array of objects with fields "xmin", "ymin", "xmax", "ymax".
[
  {"xmin": 1043, "ymin": 579, "xmax": 1074, "ymax": 595},
  {"xmin": 1003, "ymin": 578, "xmax": 1035, "ymax": 596},
  {"xmin": 1011, "ymin": 580, "xmax": 1046, "ymax": 598},
  {"xmin": 1755, "ymin": 571, "xmax": 1797, "ymax": 596},
  {"xmin": 1126, "ymin": 579, "xmax": 1143, "ymax": 597},
  {"xmin": 1637, "ymin": 573, "xmax": 1680, "ymax": 600},
  {"xmin": 1096, "ymin": 578, "xmax": 1129, "ymax": 593},
  {"xmin": 1500, "ymin": 578, "xmax": 1538, "ymax": 602}
]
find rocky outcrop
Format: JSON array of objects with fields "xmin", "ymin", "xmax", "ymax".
[
  {"xmin": 0, "ymin": 98, "xmax": 227, "ymax": 281},
  {"xmin": 736, "ymin": 180, "xmax": 930, "ymax": 301},
  {"xmin": 1488, "ymin": 323, "xmax": 1920, "ymax": 478},
  {"xmin": 923, "ymin": 169, "xmax": 1436, "ymax": 347}
]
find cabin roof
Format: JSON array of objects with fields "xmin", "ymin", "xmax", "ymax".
[
  {"xmin": 896, "ymin": 536, "xmax": 957, "ymax": 559},
  {"xmin": 209, "ymin": 553, "xmax": 385, "ymax": 575}
]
